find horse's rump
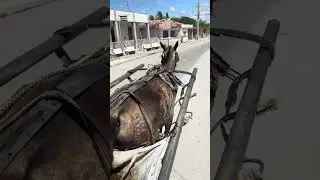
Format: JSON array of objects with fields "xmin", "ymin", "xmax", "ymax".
[{"xmin": 0, "ymin": 63, "xmax": 113, "ymax": 180}]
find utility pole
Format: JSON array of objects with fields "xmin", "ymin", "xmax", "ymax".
[
  {"xmin": 126, "ymin": 0, "xmax": 130, "ymax": 11},
  {"xmin": 196, "ymin": 0, "xmax": 200, "ymax": 40}
]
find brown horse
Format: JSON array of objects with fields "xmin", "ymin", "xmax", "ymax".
[
  {"xmin": 0, "ymin": 60, "xmax": 114, "ymax": 180},
  {"xmin": 110, "ymin": 41, "xmax": 180, "ymax": 150}
]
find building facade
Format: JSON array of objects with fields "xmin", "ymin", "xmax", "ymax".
[
  {"xmin": 110, "ymin": 9, "xmax": 150, "ymax": 43},
  {"xmin": 149, "ymin": 19, "xmax": 194, "ymax": 41}
]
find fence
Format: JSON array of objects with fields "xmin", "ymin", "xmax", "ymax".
[
  {"xmin": 110, "ymin": 37, "xmax": 186, "ymax": 52},
  {"xmin": 159, "ymin": 37, "xmax": 181, "ymax": 46}
]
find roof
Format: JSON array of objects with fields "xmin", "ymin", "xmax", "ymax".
[{"xmin": 149, "ymin": 19, "xmax": 183, "ymax": 29}]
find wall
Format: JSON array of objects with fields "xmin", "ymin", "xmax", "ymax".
[
  {"xmin": 118, "ymin": 21, "xmax": 130, "ymax": 41},
  {"xmin": 136, "ymin": 22, "xmax": 148, "ymax": 39},
  {"xmin": 150, "ymin": 29, "xmax": 162, "ymax": 38},
  {"xmin": 181, "ymin": 24, "xmax": 193, "ymax": 28},
  {"xmin": 110, "ymin": 9, "xmax": 148, "ymax": 23}
]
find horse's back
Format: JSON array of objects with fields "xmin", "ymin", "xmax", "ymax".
[{"xmin": 110, "ymin": 75, "xmax": 175, "ymax": 150}]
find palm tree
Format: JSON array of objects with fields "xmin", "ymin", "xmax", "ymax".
[{"xmin": 155, "ymin": 11, "xmax": 163, "ymax": 20}]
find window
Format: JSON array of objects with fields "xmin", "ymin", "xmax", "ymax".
[
  {"xmin": 111, "ymin": 28, "xmax": 116, "ymax": 42},
  {"xmin": 163, "ymin": 30, "xmax": 168, "ymax": 38},
  {"xmin": 119, "ymin": 15, "xmax": 128, "ymax": 21},
  {"xmin": 128, "ymin": 26, "xmax": 133, "ymax": 40},
  {"xmin": 170, "ymin": 30, "xmax": 175, "ymax": 37}
]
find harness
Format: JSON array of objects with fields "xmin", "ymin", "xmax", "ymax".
[
  {"xmin": 110, "ymin": 65, "xmax": 182, "ymax": 145},
  {"xmin": 0, "ymin": 63, "xmax": 111, "ymax": 176}
]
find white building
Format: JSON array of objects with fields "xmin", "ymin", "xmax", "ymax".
[{"xmin": 110, "ymin": 9, "xmax": 150, "ymax": 43}]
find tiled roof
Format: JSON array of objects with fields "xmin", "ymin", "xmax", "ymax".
[{"xmin": 149, "ymin": 19, "xmax": 182, "ymax": 29}]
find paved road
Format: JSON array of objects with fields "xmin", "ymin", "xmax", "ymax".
[
  {"xmin": 110, "ymin": 38, "xmax": 210, "ymax": 83},
  {"xmin": 0, "ymin": 0, "xmax": 106, "ymax": 103},
  {"xmin": 212, "ymin": 1, "xmax": 320, "ymax": 180},
  {"xmin": 110, "ymin": 39, "xmax": 210, "ymax": 179},
  {"xmin": 171, "ymin": 49, "xmax": 210, "ymax": 180}
]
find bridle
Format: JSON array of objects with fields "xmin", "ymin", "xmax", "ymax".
[{"xmin": 161, "ymin": 46, "xmax": 180, "ymax": 70}]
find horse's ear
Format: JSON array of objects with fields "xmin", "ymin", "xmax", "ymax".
[
  {"xmin": 160, "ymin": 42, "xmax": 166, "ymax": 50},
  {"xmin": 173, "ymin": 41, "xmax": 179, "ymax": 51}
]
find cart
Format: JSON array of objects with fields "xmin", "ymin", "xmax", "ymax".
[
  {"xmin": 211, "ymin": 19, "xmax": 281, "ymax": 180},
  {"xmin": 110, "ymin": 62, "xmax": 198, "ymax": 179}
]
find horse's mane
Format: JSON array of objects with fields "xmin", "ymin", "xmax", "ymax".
[{"xmin": 0, "ymin": 48, "xmax": 109, "ymax": 127}]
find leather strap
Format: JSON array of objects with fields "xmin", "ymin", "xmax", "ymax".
[{"xmin": 0, "ymin": 63, "xmax": 108, "ymax": 174}]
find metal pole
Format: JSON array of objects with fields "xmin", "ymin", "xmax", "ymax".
[
  {"xmin": 132, "ymin": 12, "xmax": 138, "ymax": 49},
  {"xmin": 114, "ymin": 9, "xmax": 120, "ymax": 42},
  {"xmin": 158, "ymin": 68, "xmax": 198, "ymax": 180},
  {"xmin": 110, "ymin": 64, "xmax": 144, "ymax": 88},
  {"xmin": 197, "ymin": 0, "xmax": 200, "ymax": 40},
  {"xmin": 214, "ymin": 19, "xmax": 280, "ymax": 180},
  {"xmin": 0, "ymin": 7, "xmax": 109, "ymax": 88}
]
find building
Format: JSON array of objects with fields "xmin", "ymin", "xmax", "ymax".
[
  {"xmin": 149, "ymin": 19, "xmax": 194, "ymax": 42},
  {"xmin": 110, "ymin": 9, "xmax": 151, "ymax": 43}
]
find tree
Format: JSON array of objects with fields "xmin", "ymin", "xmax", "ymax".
[
  {"xmin": 179, "ymin": 16, "xmax": 197, "ymax": 26},
  {"xmin": 199, "ymin": 19, "xmax": 209, "ymax": 28},
  {"xmin": 170, "ymin": 17, "xmax": 181, "ymax": 22},
  {"xmin": 165, "ymin": 12, "xmax": 169, "ymax": 19},
  {"xmin": 155, "ymin": 11, "xmax": 163, "ymax": 20},
  {"xmin": 149, "ymin": 15, "xmax": 154, "ymax": 20}
]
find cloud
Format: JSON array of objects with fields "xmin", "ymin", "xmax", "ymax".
[
  {"xmin": 180, "ymin": 10, "xmax": 185, "ymax": 14},
  {"xmin": 169, "ymin": 6, "xmax": 175, "ymax": 12},
  {"xmin": 200, "ymin": 13, "xmax": 210, "ymax": 23},
  {"xmin": 141, "ymin": 8, "xmax": 149, "ymax": 13}
]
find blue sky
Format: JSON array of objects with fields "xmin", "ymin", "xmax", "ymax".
[{"xmin": 110, "ymin": 0, "xmax": 210, "ymax": 22}]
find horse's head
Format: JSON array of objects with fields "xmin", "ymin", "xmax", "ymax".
[{"xmin": 160, "ymin": 41, "xmax": 180, "ymax": 71}]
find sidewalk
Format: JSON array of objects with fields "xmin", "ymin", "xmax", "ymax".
[
  {"xmin": 110, "ymin": 37, "xmax": 210, "ymax": 67},
  {"xmin": 0, "ymin": 0, "xmax": 60, "ymax": 18}
]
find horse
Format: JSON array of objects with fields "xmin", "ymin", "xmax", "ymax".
[
  {"xmin": 0, "ymin": 58, "xmax": 114, "ymax": 180},
  {"xmin": 110, "ymin": 41, "xmax": 181, "ymax": 151}
]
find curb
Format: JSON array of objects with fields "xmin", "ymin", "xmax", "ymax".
[
  {"xmin": 110, "ymin": 39, "xmax": 209, "ymax": 67},
  {"xmin": 110, "ymin": 51, "xmax": 158, "ymax": 67},
  {"xmin": 0, "ymin": 0, "xmax": 60, "ymax": 19}
]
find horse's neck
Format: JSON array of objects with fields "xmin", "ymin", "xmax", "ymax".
[{"xmin": 162, "ymin": 62, "xmax": 175, "ymax": 72}]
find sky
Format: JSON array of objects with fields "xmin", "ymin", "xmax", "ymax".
[{"xmin": 110, "ymin": 0, "xmax": 210, "ymax": 22}]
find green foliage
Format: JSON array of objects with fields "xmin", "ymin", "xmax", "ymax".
[
  {"xmin": 179, "ymin": 16, "xmax": 197, "ymax": 26},
  {"xmin": 155, "ymin": 11, "xmax": 164, "ymax": 20},
  {"xmin": 170, "ymin": 17, "xmax": 181, "ymax": 22},
  {"xmin": 199, "ymin": 19, "xmax": 210, "ymax": 28},
  {"xmin": 149, "ymin": 11, "xmax": 209, "ymax": 28}
]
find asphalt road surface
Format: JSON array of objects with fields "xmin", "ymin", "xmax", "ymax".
[
  {"xmin": 0, "ymin": 0, "xmax": 107, "ymax": 104},
  {"xmin": 110, "ymin": 38, "xmax": 210, "ymax": 83},
  {"xmin": 212, "ymin": 1, "xmax": 320, "ymax": 180}
]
